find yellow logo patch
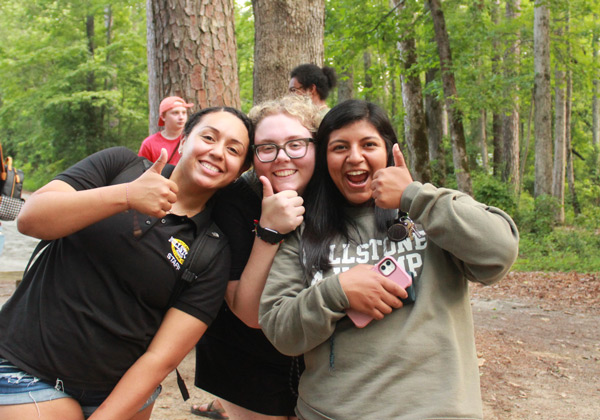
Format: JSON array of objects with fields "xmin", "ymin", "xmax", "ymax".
[{"xmin": 169, "ymin": 237, "xmax": 189, "ymax": 265}]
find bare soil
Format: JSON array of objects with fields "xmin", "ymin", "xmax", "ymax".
[
  {"xmin": 152, "ymin": 271, "xmax": 600, "ymax": 420},
  {"xmin": 1, "ymin": 269, "xmax": 598, "ymax": 419}
]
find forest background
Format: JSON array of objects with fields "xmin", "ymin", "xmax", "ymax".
[{"xmin": 0, "ymin": 0, "xmax": 599, "ymax": 273}]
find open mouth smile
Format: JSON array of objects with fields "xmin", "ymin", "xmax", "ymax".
[{"xmin": 345, "ymin": 170, "xmax": 369, "ymax": 186}]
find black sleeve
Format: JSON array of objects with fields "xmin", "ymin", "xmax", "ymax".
[
  {"xmin": 212, "ymin": 179, "xmax": 261, "ymax": 280},
  {"xmin": 54, "ymin": 147, "xmax": 139, "ymax": 191},
  {"xmin": 175, "ymin": 244, "xmax": 232, "ymax": 326}
]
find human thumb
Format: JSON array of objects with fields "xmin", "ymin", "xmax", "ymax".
[
  {"xmin": 393, "ymin": 143, "xmax": 406, "ymax": 168},
  {"xmin": 259, "ymin": 175, "xmax": 274, "ymax": 197},
  {"xmin": 150, "ymin": 148, "xmax": 168, "ymax": 173}
]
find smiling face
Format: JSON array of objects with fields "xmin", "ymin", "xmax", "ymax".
[
  {"xmin": 253, "ymin": 113, "xmax": 315, "ymax": 195},
  {"xmin": 326, "ymin": 119, "xmax": 389, "ymax": 205},
  {"xmin": 179, "ymin": 111, "xmax": 249, "ymax": 192}
]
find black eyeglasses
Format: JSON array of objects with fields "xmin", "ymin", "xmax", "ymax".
[{"xmin": 253, "ymin": 138, "xmax": 314, "ymax": 163}]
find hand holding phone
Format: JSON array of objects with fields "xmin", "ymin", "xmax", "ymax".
[{"xmin": 346, "ymin": 257, "xmax": 413, "ymax": 328}]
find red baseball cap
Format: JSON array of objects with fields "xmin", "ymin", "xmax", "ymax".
[{"xmin": 158, "ymin": 96, "xmax": 194, "ymax": 126}]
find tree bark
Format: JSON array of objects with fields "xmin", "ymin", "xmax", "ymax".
[
  {"xmin": 479, "ymin": 109, "xmax": 488, "ymax": 172},
  {"xmin": 147, "ymin": 0, "xmax": 240, "ymax": 134},
  {"xmin": 425, "ymin": 68, "xmax": 446, "ymax": 186},
  {"xmin": 491, "ymin": 0, "xmax": 503, "ymax": 177},
  {"xmin": 552, "ymin": 62, "xmax": 566, "ymax": 223},
  {"xmin": 565, "ymin": 48, "xmax": 580, "ymax": 215},
  {"xmin": 593, "ymin": 14, "xmax": 600, "ymax": 171},
  {"xmin": 533, "ymin": 0, "xmax": 553, "ymax": 197},
  {"xmin": 395, "ymin": 1, "xmax": 431, "ymax": 183},
  {"xmin": 147, "ymin": 0, "xmax": 160, "ymax": 134},
  {"xmin": 338, "ymin": 66, "xmax": 354, "ymax": 102},
  {"xmin": 502, "ymin": 0, "xmax": 521, "ymax": 193},
  {"xmin": 427, "ymin": 0, "xmax": 472, "ymax": 195},
  {"xmin": 363, "ymin": 50, "xmax": 373, "ymax": 102},
  {"xmin": 251, "ymin": 0, "xmax": 325, "ymax": 104}
]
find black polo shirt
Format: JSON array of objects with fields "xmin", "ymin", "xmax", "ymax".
[{"xmin": 0, "ymin": 147, "xmax": 230, "ymax": 391}]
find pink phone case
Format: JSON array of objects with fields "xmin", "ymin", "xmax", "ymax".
[{"xmin": 346, "ymin": 257, "xmax": 412, "ymax": 328}]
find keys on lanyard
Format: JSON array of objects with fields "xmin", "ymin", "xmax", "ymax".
[{"xmin": 387, "ymin": 213, "xmax": 422, "ymax": 242}]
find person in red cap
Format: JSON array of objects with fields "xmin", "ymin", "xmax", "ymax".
[{"xmin": 138, "ymin": 96, "xmax": 194, "ymax": 165}]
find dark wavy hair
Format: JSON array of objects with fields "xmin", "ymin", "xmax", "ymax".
[
  {"xmin": 183, "ymin": 106, "xmax": 255, "ymax": 167},
  {"xmin": 290, "ymin": 64, "xmax": 338, "ymax": 100},
  {"xmin": 300, "ymin": 99, "xmax": 398, "ymax": 278}
]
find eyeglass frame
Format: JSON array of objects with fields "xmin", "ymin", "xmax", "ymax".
[{"xmin": 252, "ymin": 138, "xmax": 314, "ymax": 163}]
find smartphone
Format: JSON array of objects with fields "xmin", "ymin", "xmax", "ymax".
[{"xmin": 346, "ymin": 257, "xmax": 413, "ymax": 328}]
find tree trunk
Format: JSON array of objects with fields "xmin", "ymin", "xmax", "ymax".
[
  {"xmin": 427, "ymin": 0, "xmax": 472, "ymax": 195},
  {"xmin": 425, "ymin": 68, "xmax": 446, "ymax": 186},
  {"xmin": 565, "ymin": 49, "xmax": 580, "ymax": 215},
  {"xmin": 338, "ymin": 66, "xmax": 354, "ymax": 102},
  {"xmin": 491, "ymin": 0, "xmax": 503, "ymax": 178},
  {"xmin": 552, "ymin": 63, "xmax": 566, "ymax": 223},
  {"xmin": 479, "ymin": 109, "xmax": 488, "ymax": 172},
  {"xmin": 146, "ymin": 0, "xmax": 160, "ymax": 134},
  {"xmin": 252, "ymin": 0, "xmax": 325, "ymax": 104},
  {"xmin": 148, "ymin": 0, "xmax": 240, "ymax": 132},
  {"xmin": 395, "ymin": 1, "xmax": 431, "ymax": 183},
  {"xmin": 363, "ymin": 50, "xmax": 373, "ymax": 102},
  {"xmin": 502, "ymin": 0, "xmax": 521, "ymax": 193},
  {"xmin": 593, "ymin": 14, "xmax": 600, "ymax": 171},
  {"xmin": 517, "ymin": 90, "xmax": 535, "ymax": 201},
  {"xmin": 533, "ymin": 0, "xmax": 553, "ymax": 197}
]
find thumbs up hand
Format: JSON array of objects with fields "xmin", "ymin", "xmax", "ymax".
[
  {"xmin": 259, "ymin": 176, "xmax": 304, "ymax": 235},
  {"xmin": 127, "ymin": 148, "xmax": 179, "ymax": 217},
  {"xmin": 371, "ymin": 144, "xmax": 413, "ymax": 209}
]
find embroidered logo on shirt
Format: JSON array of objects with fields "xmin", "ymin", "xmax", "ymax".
[{"xmin": 167, "ymin": 237, "xmax": 189, "ymax": 270}]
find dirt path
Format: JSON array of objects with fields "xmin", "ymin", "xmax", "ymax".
[
  {"xmin": 1, "ymin": 224, "xmax": 598, "ymax": 419},
  {"xmin": 472, "ymin": 272, "xmax": 600, "ymax": 420}
]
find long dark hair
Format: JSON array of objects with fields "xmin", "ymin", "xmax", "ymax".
[
  {"xmin": 183, "ymin": 106, "xmax": 255, "ymax": 167},
  {"xmin": 301, "ymin": 99, "xmax": 398, "ymax": 278}
]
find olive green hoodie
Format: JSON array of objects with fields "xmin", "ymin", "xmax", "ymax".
[{"xmin": 260, "ymin": 182, "xmax": 519, "ymax": 420}]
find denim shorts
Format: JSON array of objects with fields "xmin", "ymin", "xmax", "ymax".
[{"xmin": 0, "ymin": 358, "xmax": 161, "ymax": 418}]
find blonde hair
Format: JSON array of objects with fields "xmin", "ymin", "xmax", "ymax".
[{"xmin": 248, "ymin": 94, "xmax": 322, "ymax": 135}]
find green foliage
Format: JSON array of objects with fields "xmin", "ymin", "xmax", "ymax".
[
  {"xmin": 472, "ymin": 172, "xmax": 517, "ymax": 215},
  {"xmin": 0, "ymin": 0, "xmax": 148, "ymax": 186},
  {"xmin": 515, "ymin": 228, "xmax": 600, "ymax": 273},
  {"xmin": 516, "ymin": 194, "xmax": 560, "ymax": 236}
]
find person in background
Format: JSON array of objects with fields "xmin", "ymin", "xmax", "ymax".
[
  {"xmin": 259, "ymin": 99, "xmax": 520, "ymax": 420},
  {"xmin": 193, "ymin": 95, "xmax": 322, "ymax": 420},
  {"xmin": 288, "ymin": 64, "xmax": 337, "ymax": 116},
  {"xmin": 138, "ymin": 96, "xmax": 194, "ymax": 165},
  {"xmin": 0, "ymin": 106, "xmax": 252, "ymax": 420},
  {"xmin": 0, "ymin": 195, "xmax": 25, "ymax": 256}
]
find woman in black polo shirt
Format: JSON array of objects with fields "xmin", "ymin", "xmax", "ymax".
[{"xmin": 0, "ymin": 106, "xmax": 253, "ymax": 420}]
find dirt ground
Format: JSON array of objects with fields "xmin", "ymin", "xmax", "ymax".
[
  {"xmin": 136, "ymin": 271, "xmax": 600, "ymax": 420},
  {"xmin": 1, "ymin": 219, "xmax": 598, "ymax": 419}
]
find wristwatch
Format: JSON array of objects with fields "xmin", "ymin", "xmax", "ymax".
[{"xmin": 254, "ymin": 221, "xmax": 287, "ymax": 244}]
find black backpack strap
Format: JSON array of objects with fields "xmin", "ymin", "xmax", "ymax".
[
  {"xmin": 166, "ymin": 140, "xmax": 181, "ymax": 164},
  {"xmin": 167, "ymin": 220, "xmax": 228, "ymax": 401}
]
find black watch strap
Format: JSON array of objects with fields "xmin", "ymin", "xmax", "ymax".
[{"xmin": 254, "ymin": 221, "xmax": 287, "ymax": 244}]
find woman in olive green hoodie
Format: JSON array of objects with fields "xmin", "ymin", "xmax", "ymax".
[{"xmin": 260, "ymin": 99, "xmax": 519, "ymax": 420}]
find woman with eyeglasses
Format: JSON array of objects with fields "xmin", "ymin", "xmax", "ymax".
[
  {"xmin": 193, "ymin": 95, "xmax": 321, "ymax": 420},
  {"xmin": 0, "ymin": 107, "xmax": 253, "ymax": 420}
]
